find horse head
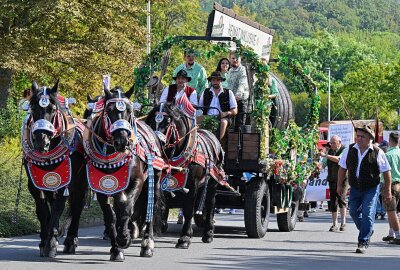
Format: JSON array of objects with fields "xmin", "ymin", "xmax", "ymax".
[
  {"xmin": 103, "ymin": 85, "xmax": 135, "ymax": 153},
  {"xmin": 83, "ymin": 94, "xmax": 102, "ymax": 119},
  {"xmin": 146, "ymin": 102, "xmax": 187, "ymax": 157},
  {"xmin": 29, "ymin": 80, "xmax": 62, "ymax": 153}
]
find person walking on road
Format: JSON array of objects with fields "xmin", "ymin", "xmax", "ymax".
[
  {"xmin": 337, "ymin": 124, "xmax": 391, "ymax": 254},
  {"xmin": 381, "ymin": 132, "xmax": 400, "ymax": 244},
  {"xmin": 319, "ymin": 135, "xmax": 348, "ymax": 232}
]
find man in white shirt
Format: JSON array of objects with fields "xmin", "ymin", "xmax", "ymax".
[
  {"xmin": 337, "ymin": 124, "xmax": 391, "ymax": 254},
  {"xmin": 159, "ymin": 69, "xmax": 198, "ymax": 106},
  {"xmin": 227, "ymin": 51, "xmax": 249, "ymax": 129},
  {"xmin": 199, "ymin": 71, "xmax": 237, "ymax": 140}
]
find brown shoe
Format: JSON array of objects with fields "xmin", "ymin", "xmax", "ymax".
[{"xmin": 382, "ymin": 235, "xmax": 395, "ymax": 241}]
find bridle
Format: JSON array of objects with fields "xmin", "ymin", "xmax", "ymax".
[
  {"xmin": 30, "ymin": 87, "xmax": 66, "ymax": 140},
  {"xmin": 154, "ymin": 103, "xmax": 198, "ymax": 152},
  {"xmin": 96, "ymin": 90, "xmax": 136, "ymax": 148}
]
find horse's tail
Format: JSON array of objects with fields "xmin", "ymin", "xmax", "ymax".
[{"xmin": 153, "ymin": 176, "xmax": 167, "ymax": 235}]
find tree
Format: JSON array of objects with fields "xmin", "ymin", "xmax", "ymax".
[
  {"xmin": 340, "ymin": 61, "xmax": 400, "ymax": 128},
  {"xmin": 0, "ymin": 0, "xmax": 149, "ymax": 106}
]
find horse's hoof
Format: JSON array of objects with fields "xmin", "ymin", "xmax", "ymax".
[
  {"xmin": 44, "ymin": 245, "xmax": 57, "ymax": 258},
  {"xmin": 63, "ymin": 244, "xmax": 76, "ymax": 254},
  {"xmin": 140, "ymin": 247, "xmax": 153, "ymax": 257},
  {"xmin": 161, "ymin": 221, "xmax": 168, "ymax": 233},
  {"xmin": 202, "ymin": 235, "xmax": 214, "ymax": 243},
  {"xmin": 39, "ymin": 246, "xmax": 45, "ymax": 257},
  {"xmin": 63, "ymin": 237, "xmax": 78, "ymax": 254},
  {"xmin": 110, "ymin": 249, "xmax": 125, "ymax": 262},
  {"xmin": 175, "ymin": 237, "xmax": 191, "ymax": 249}
]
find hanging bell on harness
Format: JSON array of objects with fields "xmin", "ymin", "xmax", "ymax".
[
  {"xmin": 121, "ymin": 191, "xmax": 127, "ymax": 201},
  {"xmin": 106, "ymin": 196, "xmax": 112, "ymax": 205},
  {"xmin": 63, "ymin": 186, "xmax": 70, "ymax": 197}
]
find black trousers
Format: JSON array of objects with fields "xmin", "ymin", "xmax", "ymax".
[{"xmin": 235, "ymin": 99, "xmax": 248, "ymax": 130}]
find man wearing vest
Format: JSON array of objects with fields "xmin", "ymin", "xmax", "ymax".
[
  {"xmin": 338, "ymin": 124, "xmax": 391, "ymax": 254},
  {"xmin": 159, "ymin": 69, "xmax": 198, "ymax": 106},
  {"xmin": 381, "ymin": 132, "xmax": 400, "ymax": 245},
  {"xmin": 320, "ymin": 135, "xmax": 348, "ymax": 232},
  {"xmin": 199, "ymin": 71, "xmax": 237, "ymax": 140}
]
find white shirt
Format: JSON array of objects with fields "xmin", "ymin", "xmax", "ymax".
[
  {"xmin": 159, "ymin": 85, "xmax": 198, "ymax": 106},
  {"xmin": 198, "ymin": 86, "xmax": 237, "ymax": 115},
  {"xmin": 339, "ymin": 143, "xmax": 391, "ymax": 177}
]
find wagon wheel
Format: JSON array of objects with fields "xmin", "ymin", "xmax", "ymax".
[
  {"xmin": 244, "ymin": 177, "xmax": 270, "ymax": 238},
  {"xmin": 276, "ymin": 197, "xmax": 299, "ymax": 232}
]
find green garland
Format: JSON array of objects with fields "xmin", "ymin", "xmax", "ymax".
[{"xmin": 269, "ymin": 58, "xmax": 320, "ymax": 184}]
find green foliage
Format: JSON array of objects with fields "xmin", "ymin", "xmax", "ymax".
[
  {"xmin": 0, "ymin": 99, "xmax": 25, "ymax": 141},
  {"xmin": 1, "ymin": 0, "xmax": 149, "ymax": 105},
  {"xmin": 270, "ymin": 59, "xmax": 320, "ymax": 183},
  {"xmin": 200, "ymin": 115, "xmax": 219, "ymax": 134},
  {"xmin": 340, "ymin": 61, "xmax": 400, "ymax": 124}
]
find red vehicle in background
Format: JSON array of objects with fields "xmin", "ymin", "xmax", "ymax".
[{"xmin": 317, "ymin": 127, "xmax": 328, "ymax": 150}]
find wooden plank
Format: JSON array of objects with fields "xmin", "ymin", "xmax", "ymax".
[{"xmin": 242, "ymin": 151, "xmax": 259, "ymax": 160}]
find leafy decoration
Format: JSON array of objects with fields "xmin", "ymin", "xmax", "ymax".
[
  {"xmin": 270, "ymin": 57, "xmax": 320, "ymax": 184},
  {"xmin": 200, "ymin": 115, "xmax": 219, "ymax": 134}
]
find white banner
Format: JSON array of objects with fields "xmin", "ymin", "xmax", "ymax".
[
  {"xmin": 210, "ymin": 10, "xmax": 274, "ymax": 61},
  {"xmin": 305, "ymin": 168, "xmax": 330, "ymax": 202},
  {"xmin": 328, "ymin": 123, "xmax": 354, "ymax": 148}
]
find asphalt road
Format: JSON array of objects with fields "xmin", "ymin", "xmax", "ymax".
[{"xmin": 1, "ymin": 209, "xmax": 399, "ymax": 270}]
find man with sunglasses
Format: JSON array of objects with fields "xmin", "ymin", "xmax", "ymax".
[
  {"xmin": 337, "ymin": 124, "xmax": 391, "ymax": 254},
  {"xmin": 173, "ymin": 48, "xmax": 208, "ymax": 96}
]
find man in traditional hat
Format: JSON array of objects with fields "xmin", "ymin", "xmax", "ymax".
[
  {"xmin": 199, "ymin": 71, "xmax": 237, "ymax": 140},
  {"xmin": 159, "ymin": 69, "xmax": 198, "ymax": 106},
  {"xmin": 173, "ymin": 48, "xmax": 208, "ymax": 95},
  {"xmin": 337, "ymin": 124, "xmax": 392, "ymax": 253}
]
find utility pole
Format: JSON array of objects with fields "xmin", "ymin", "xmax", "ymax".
[
  {"xmin": 326, "ymin": 67, "xmax": 331, "ymax": 122},
  {"xmin": 147, "ymin": 1, "xmax": 151, "ymax": 55}
]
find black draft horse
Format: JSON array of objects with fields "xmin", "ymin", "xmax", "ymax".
[
  {"xmin": 146, "ymin": 102, "xmax": 225, "ymax": 249},
  {"xmin": 22, "ymin": 81, "xmax": 87, "ymax": 257},
  {"xmin": 84, "ymin": 86, "xmax": 164, "ymax": 261}
]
